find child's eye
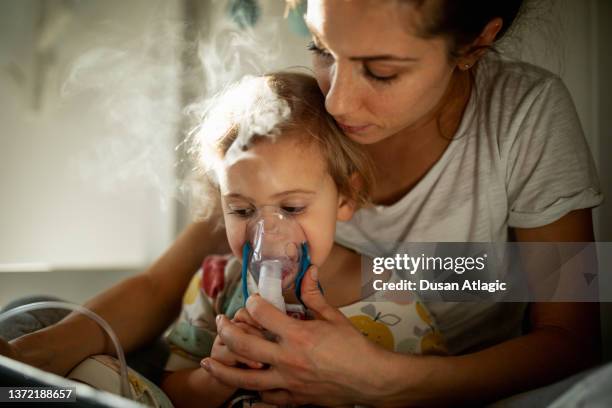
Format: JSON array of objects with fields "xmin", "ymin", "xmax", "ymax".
[
  {"xmin": 281, "ymin": 206, "xmax": 305, "ymax": 216},
  {"xmin": 228, "ymin": 208, "xmax": 255, "ymax": 218},
  {"xmin": 307, "ymin": 41, "xmax": 332, "ymax": 59}
]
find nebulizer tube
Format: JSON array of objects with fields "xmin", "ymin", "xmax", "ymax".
[
  {"xmin": 0, "ymin": 301, "xmax": 133, "ymax": 400},
  {"xmin": 241, "ymin": 206, "xmax": 311, "ymax": 312}
]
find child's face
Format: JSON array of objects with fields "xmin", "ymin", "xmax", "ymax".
[{"xmin": 217, "ymin": 134, "xmax": 354, "ymax": 268}]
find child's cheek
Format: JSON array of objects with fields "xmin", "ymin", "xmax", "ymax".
[
  {"xmin": 302, "ymin": 224, "xmax": 335, "ymax": 267},
  {"xmin": 309, "ymin": 239, "xmax": 334, "ymax": 267},
  {"xmin": 225, "ymin": 219, "xmax": 247, "ymax": 259}
]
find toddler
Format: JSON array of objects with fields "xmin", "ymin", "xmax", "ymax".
[{"xmin": 161, "ymin": 71, "xmax": 373, "ymax": 407}]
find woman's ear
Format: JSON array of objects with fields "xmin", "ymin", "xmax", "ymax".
[{"xmin": 457, "ymin": 17, "xmax": 503, "ymax": 69}]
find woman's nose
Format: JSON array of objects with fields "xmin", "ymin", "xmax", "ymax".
[{"xmin": 325, "ymin": 62, "xmax": 359, "ymax": 118}]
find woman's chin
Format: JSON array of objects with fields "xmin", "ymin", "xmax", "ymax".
[{"xmin": 345, "ymin": 128, "xmax": 391, "ymax": 145}]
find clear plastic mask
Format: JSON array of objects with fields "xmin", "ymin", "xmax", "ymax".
[{"xmin": 241, "ymin": 206, "xmax": 310, "ymax": 311}]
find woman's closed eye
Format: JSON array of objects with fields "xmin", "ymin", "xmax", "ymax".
[
  {"xmin": 307, "ymin": 40, "xmax": 332, "ymax": 59},
  {"xmin": 363, "ymin": 65, "xmax": 399, "ymax": 84},
  {"xmin": 308, "ymin": 40, "xmax": 399, "ymax": 85}
]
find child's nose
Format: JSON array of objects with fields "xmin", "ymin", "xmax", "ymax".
[{"xmin": 260, "ymin": 212, "xmax": 281, "ymax": 235}]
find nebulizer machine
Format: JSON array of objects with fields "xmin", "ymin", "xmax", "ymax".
[{"xmin": 241, "ymin": 206, "xmax": 311, "ymax": 315}]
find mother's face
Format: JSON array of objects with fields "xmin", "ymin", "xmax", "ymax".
[{"xmin": 305, "ymin": 0, "xmax": 455, "ymax": 145}]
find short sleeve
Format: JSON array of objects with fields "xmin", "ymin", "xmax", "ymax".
[
  {"xmin": 164, "ymin": 255, "xmax": 243, "ymax": 371},
  {"xmin": 506, "ymin": 76, "xmax": 603, "ymax": 228}
]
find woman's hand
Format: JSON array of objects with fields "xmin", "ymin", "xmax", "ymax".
[
  {"xmin": 210, "ymin": 308, "xmax": 266, "ymax": 369},
  {"xmin": 201, "ymin": 266, "xmax": 390, "ymax": 407},
  {"xmin": 0, "ymin": 338, "xmax": 20, "ymax": 360}
]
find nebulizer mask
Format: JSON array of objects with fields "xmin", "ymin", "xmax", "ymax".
[{"xmin": 241, "ymin": 206, "xmax": 311, "ymax": 314}]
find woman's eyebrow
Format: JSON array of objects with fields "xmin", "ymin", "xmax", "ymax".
[
  {"xmin": 350, "ymin": 55, "xmax": 419, "ymax": 62},
  {"xmin": 305, "ymin": 22, "xmax": 325, "ymax": 44},
  {"xmin": 307, "ymin": 23, "xmax": 418, "ymax": 62}
]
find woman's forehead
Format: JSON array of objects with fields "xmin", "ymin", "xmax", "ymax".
[{"xmin": 305, "ymin": 0, "xmax": 428, "ymax": 57}]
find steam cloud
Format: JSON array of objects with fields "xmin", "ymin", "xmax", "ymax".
[{"xmin": 62, "ymin": 0, "xmax": 294, "ymax": 215}]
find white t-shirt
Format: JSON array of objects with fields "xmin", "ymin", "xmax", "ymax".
[{"xmin": 335, "ymin": 53, "xmax": 603, "ymax": 354}]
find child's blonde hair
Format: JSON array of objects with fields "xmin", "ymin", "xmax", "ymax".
[{"xmin": 188, "ymin": 71, "xmax": 374, "ymax": 221}]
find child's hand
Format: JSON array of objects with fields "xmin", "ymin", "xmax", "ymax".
[{"xmin": 211, "ymin": 309, "xmax": 266, "ymax": 369}]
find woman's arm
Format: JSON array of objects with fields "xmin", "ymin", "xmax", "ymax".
[
  {"xmin": 377, "ymin": 209, "xmax": 601, "ymax": 406},
  {"xmin": 204, "ymin": 209, "xmax": 601, "ymax": 407},
  {"xmin": 8, "ymin": 221, "xmax": 228, "ymax": 376},
  {"xmin": 377, "ymin": 307, "xmax": 599, "ymax": 407}
]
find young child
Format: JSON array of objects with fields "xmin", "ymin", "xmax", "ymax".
[
  {"xmin": 160, "ymin": 71, "xmax": 372, "ymax": 407},
  {"xmin": 160, "ymin": 72, "xmax": 445, "ymax": 407}
]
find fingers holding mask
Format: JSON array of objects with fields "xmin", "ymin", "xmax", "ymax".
[
  {"xmin": 245, "ymin": 294, "xmax": 301, "ymax": 336},
  {"xmin": 211, "ymin": 334, "xmax": 263, "ymax": 369},
  {"xmin": 232, "ymin": 307, "xmax": 262, "ymax": 330},
  {"xmin": 201, "ymin": 357, "xmax": 285, "ymax": 391},
  {"xmin": 215, "ymin": 314, "xmax": 279, "ymax": 365}
]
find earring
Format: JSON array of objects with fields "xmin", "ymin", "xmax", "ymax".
[{"xmin": 463, "ymin": 63, "xmax": 471, "ymax": 70}]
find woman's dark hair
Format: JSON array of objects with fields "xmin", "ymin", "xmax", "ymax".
[{"xmin": 405, "ymin": 0, "xmax": 525, "ymax": 59}]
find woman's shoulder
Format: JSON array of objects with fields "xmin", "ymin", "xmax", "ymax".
[
  {"xmin": 474, "ymin": 52, "xmax": 570, "ymax": 115},
  {"xmin": 478, "ymin": 52, "xmax": 561, "ymax": 89},
  {"xmin": 472, "ymin": 52, "xmax": 578, "ymax": 148}
]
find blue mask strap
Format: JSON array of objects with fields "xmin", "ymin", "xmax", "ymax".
[
  {"xmin": 241, "ymin": 242, "xmax": 252, "ymax": 306},
  {"xmin": 294, "ymin": 243, "xmax": 312, "ymax": 306}
]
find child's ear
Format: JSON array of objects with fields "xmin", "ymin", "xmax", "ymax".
[
  {"xmin": 336, "ymin": 173, "xmax": 365, "ymax": 221},
  {"xmin": 336, "ymin": 193, "xmax": 355, "ymax": 222}
]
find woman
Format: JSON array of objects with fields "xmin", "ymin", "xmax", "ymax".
[
  {"xmin": 2, "ymin": 0, "xmax": 603, "ymax": 406},
  {"xmin": 199, "ymin": 0, "xmax": 603, "ymax": 406}
]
